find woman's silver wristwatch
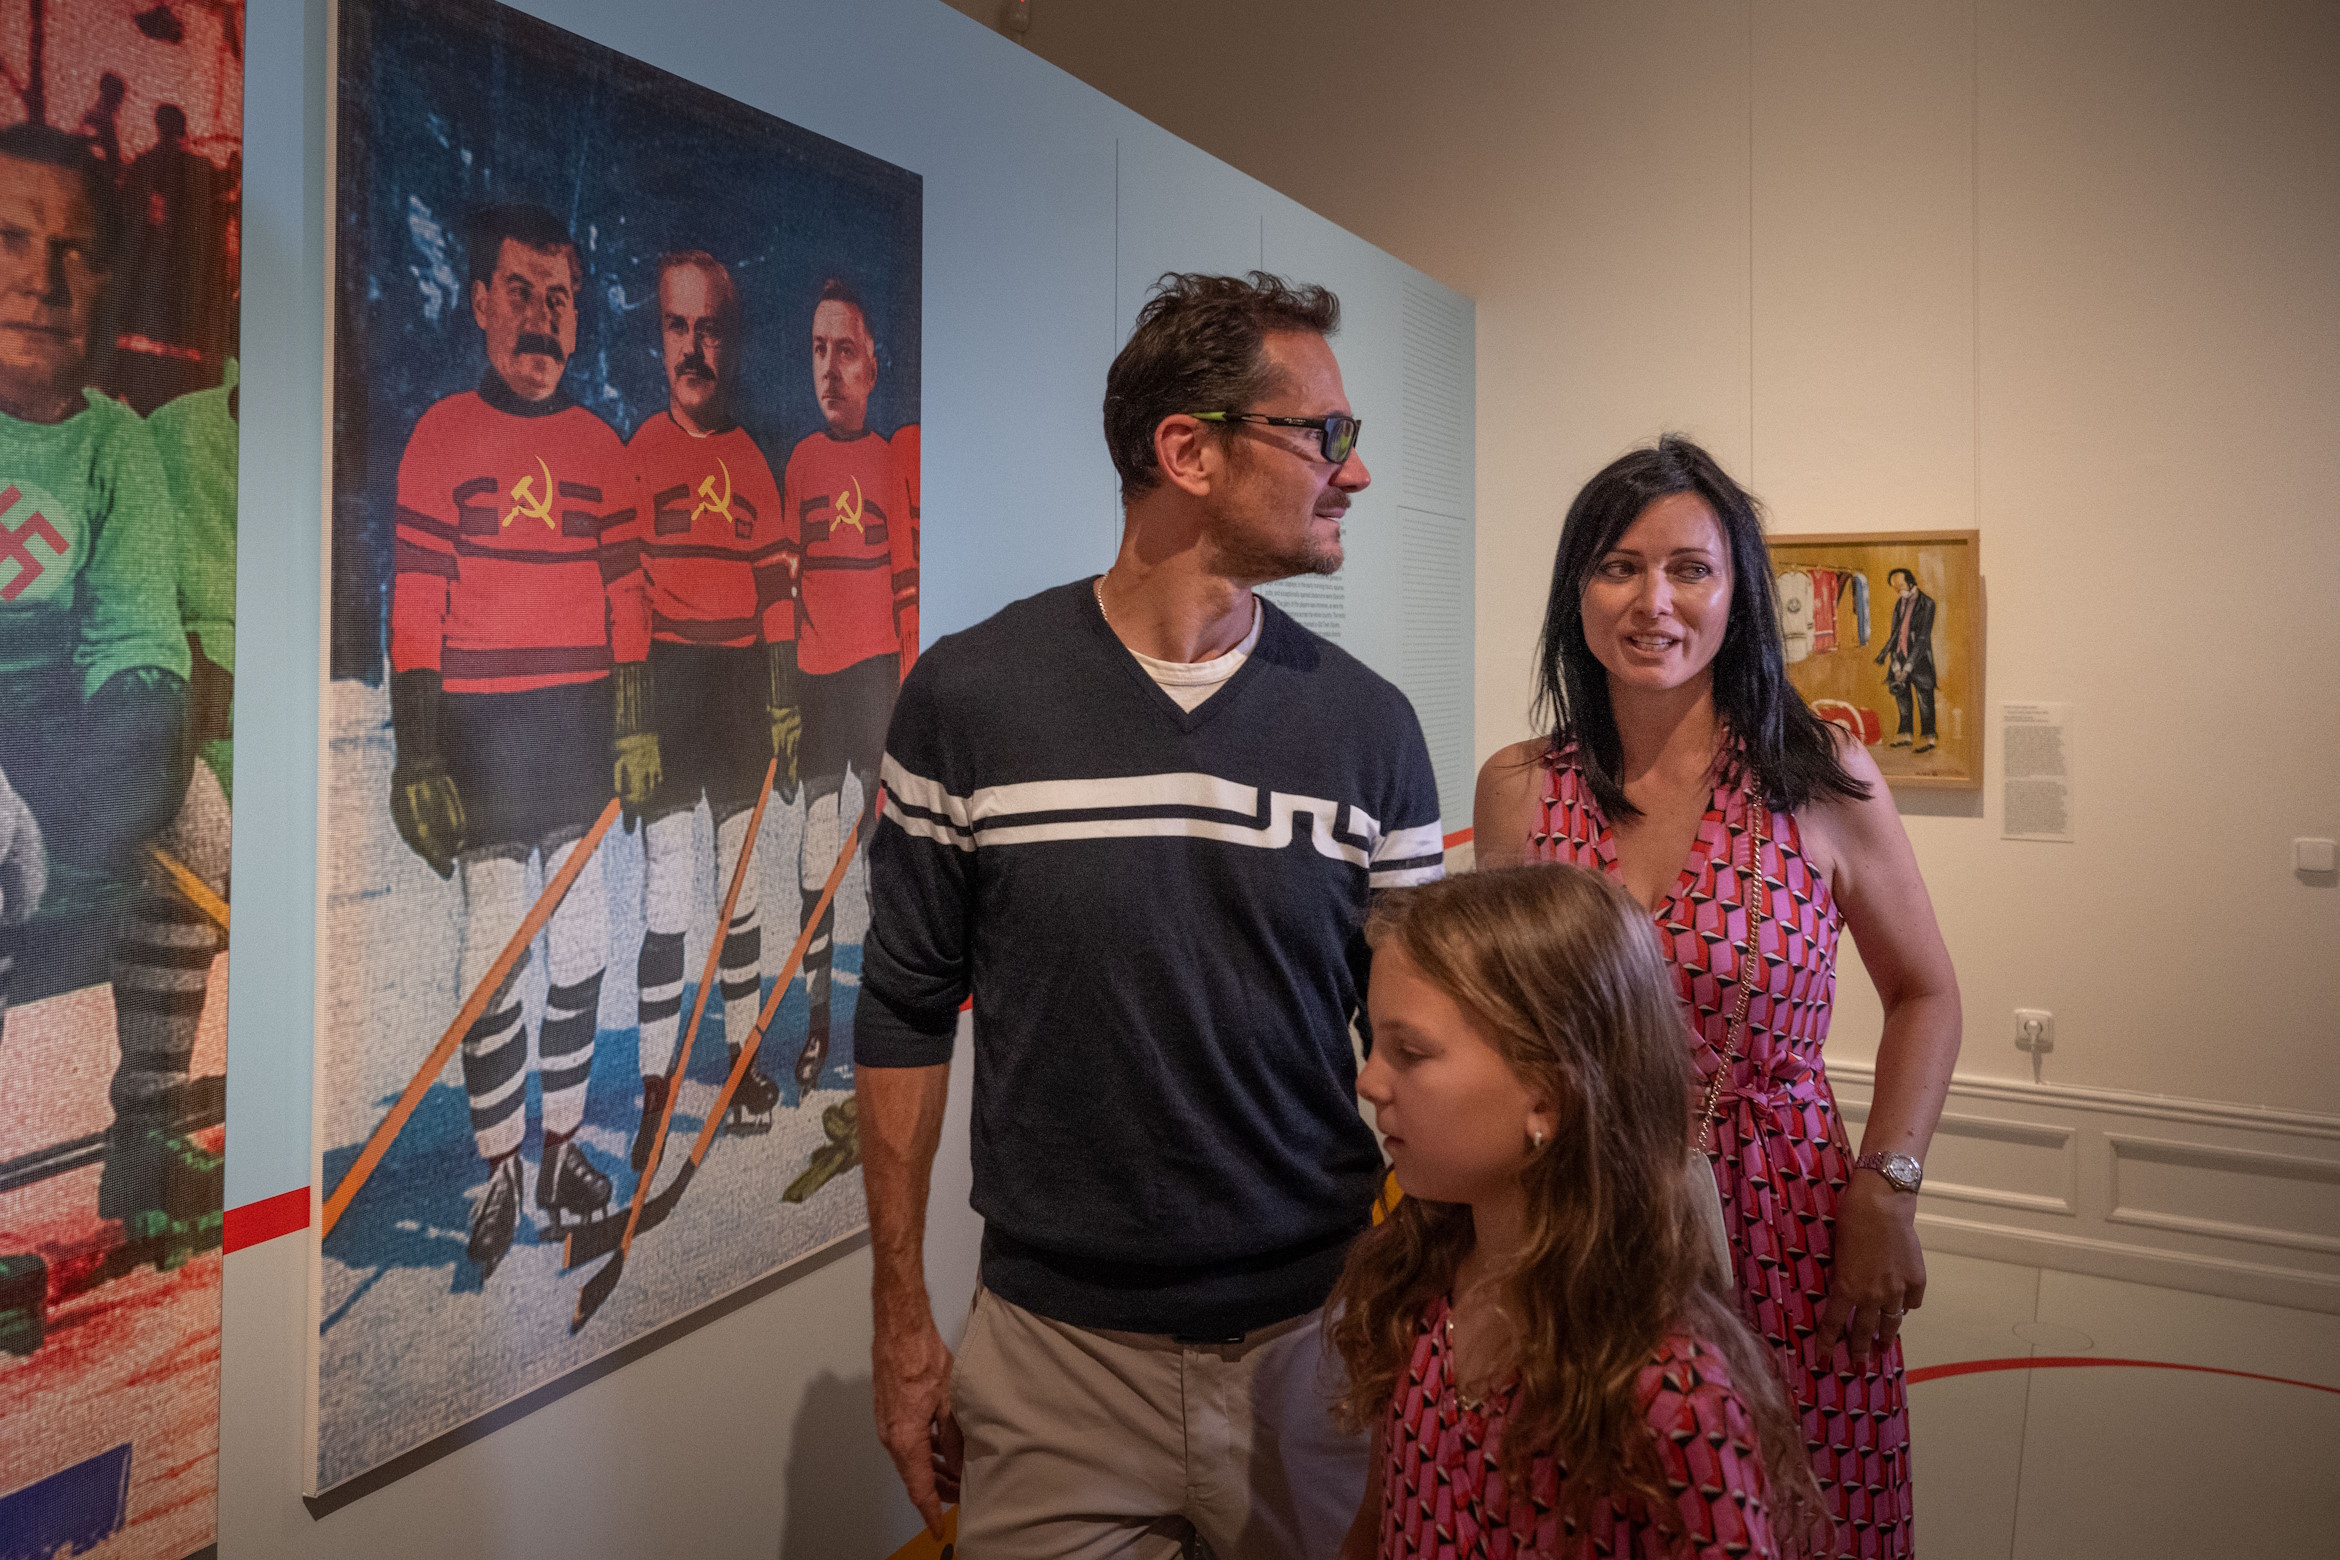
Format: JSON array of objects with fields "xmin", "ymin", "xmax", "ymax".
[{"xmin": 1853, "ymin": 1150, "xmax": 1924, "ymax": 1194}]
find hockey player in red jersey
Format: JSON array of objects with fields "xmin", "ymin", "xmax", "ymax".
[
  {"xmin": 625, "ymin": 251, "xmax": 798, "ymax": 1168},
  {"xmin": 387, "ymin": 203, "xmax": 654, "ymax": 1278},
  {"xmin": 778, "ymin": 279, "xmax": 917, "ymax": 1095}
]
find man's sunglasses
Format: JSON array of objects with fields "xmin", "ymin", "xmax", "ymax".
[{"xmin": 1190, "ymin": 411, "xmax": 1362, "ymax": 466}]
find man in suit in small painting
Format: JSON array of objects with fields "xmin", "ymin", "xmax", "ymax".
[{"xmin": 1876, "ymin": 566, "xmax": 1938, "ymax": 754}]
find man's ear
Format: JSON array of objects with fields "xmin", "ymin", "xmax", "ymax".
[
  {"xmin": 470, "ymin": 278, "xmax": 490, "ymax": 331},
  {"xmin": 1152, "ymin": 414, "xmax": 1218, "ymax": 499}
]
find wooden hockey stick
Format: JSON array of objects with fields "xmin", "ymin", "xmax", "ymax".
[
  {"xmin": 148, "ymin": 844, "xmax": 229, "ymax": 935},
  {"xmin": 321, "ymin": 796, "xmax": 622, "ymax": 1240},
  {"xmin": 676, "ymin": 809, "xmax": 862, "ymax": 1174},
  {"xmin": 597, "ymin": 758, "xmax": 777, "ymax": 1266},
  {"xmin": 570, "ymin": 804, "xmax": 867, "ymax": 1328}
]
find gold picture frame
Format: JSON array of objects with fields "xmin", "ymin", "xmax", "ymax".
[{"xmin": 1767, "ymin": 530, "xmax": 1983, "ymax": 791}]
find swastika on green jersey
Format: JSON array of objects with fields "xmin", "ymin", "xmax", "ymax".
[{"xmin": 0, "ymin": 388, "xmax": 189, "ymax": 697}]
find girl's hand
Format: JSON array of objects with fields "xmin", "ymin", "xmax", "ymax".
[{"xmin": 1817, "ymin": 1171, "xmax": 1927, "ymax": 1364}]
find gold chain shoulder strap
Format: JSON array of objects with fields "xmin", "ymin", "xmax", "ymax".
[{"xmin": 1695, "ymin": 779, "xmax": 1771, "ymax": 1154}]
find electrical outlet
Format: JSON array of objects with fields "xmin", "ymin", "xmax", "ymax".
[{"xmin": 2015, "ymin": 1008, "xmax": 2053, "ymax": 1082}]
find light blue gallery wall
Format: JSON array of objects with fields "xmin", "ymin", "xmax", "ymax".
[{"xmin": 222, "ymin": 0, "xmax": 1471, "ymax": 1554}]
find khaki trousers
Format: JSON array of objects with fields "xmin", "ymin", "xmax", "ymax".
[{"xmin": 951, "ymin": 1289, "xmax": 1368, "ymax": 1560}]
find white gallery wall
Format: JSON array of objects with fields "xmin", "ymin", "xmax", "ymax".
[
  {"xmin": 221, "ymin": 0, "xmax": 1471, "ymax": 1555},
  {"xmin": 962, "ymin": 0, "xmax": 2340, "ymax": 1308}
]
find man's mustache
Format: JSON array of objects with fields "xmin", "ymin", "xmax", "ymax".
[
  {"xmin": 515, "ymin": 332, "xmax": 567, "ymax": 363},
  {"xmin": 676, "ymin": 352, "xmax": 715, "ymax": 382}
]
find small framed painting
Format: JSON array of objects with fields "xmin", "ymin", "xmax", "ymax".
[{"xmin": 1767, "ymin": 530, "xmax": 1983, "ymax": 791}]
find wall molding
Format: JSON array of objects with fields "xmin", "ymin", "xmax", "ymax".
[
  {"xmin": 1826, "ymin": 1060, "xmax": 2340, "ymax": 1315},
  {"xmin": 1918, "ymin": 1110, "xmax": 2077, "ymax": 1216},
  {"xmin": 1827, "ymin": 1060, "xmax": 2340, "ymax": 1141}
]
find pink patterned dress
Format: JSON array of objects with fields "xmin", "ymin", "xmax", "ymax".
[
  {"xmin": 1530, "ymin": 750, "xmax": 1914, "ymax": 1558},
  {"xmin": 1378, "ymin": 1295, "xmax": 1779, "ymax": 1559}
]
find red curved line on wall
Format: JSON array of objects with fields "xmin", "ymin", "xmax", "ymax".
[
  {"xmin": 1443, "ymin": 827, "xmax": 1473, "ymax": 849},
  {"xmin": 1909, "ymin": 1355, "xmax": 2340, "ymax": 1397}
]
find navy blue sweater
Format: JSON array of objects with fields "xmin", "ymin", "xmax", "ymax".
[{"xmin": 858, "ymin": 580, "xmax": 1444, "ymax": 1335}]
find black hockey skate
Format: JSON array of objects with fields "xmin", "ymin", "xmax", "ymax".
[
  {"xmin": 537, "ymin": 1131, "xmax": 612, "ymax": 1233},
  {"xmin": 793, "ymin": 1010, "xmax": 829, "ymax": 1099},
  {"xmin": 467, "ymin": 1152, "xmax": 524, "ymax": 1279},
  {"xmin": 631, "ymin": 1075, "xmax": 670, "ymax": 1172},
  {"xmin": 725, "ymin": 1045, "xmax": 780, "ymax": 1136}
]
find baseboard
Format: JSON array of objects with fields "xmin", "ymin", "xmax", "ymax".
[{"xmin": 1828, "ymin": 1061, "xmax": 2340, "ymax": 1316}]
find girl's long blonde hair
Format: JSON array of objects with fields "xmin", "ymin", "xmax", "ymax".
[{"xmin": 1328, "ymin": 865, "xmax": 1825, "ymax": 1542}]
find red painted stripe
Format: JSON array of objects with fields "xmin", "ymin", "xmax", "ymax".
[
  {"xmin": 1908, "ymin": 1355, "xmax": 2340, "ymax": 1397},
  {"xmin": 223, "ymin": 1187, "xmax": 310, "ymax": 1252}
]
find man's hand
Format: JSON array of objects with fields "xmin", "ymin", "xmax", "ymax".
[
  {"xmin": 78, "ymin": 667, "xmax": 192, "ymax": 869},
  {"xmin": 769, "ymin": 703, "xmax": 802, "ymax": 790},
  {"xmin": 765, "ymin": 640, "xmax": 807, "ymax": 801},
  {"xmin": 388, "ymin": 668, "xmax": 465, "ymax": 876},
  {"xmin": 861, "ymin": 1062, "xmax": 956, "ymax": 1534},
  {"xmin": 389, "ymin": 757, "xmax": 466, "ymax": 878},
  {"xmin": 873, "ymin": 1305, "xmax": 961, "ymax": 1535},
  {"xmin": 612, "ymin": 732, "xmax": 662, "ymax": 818},
  {"xmin": 610, "ymin": 661, "xmax": 662, "ymax": 824}
]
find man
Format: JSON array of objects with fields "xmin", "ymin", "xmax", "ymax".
[
  {"xmin": 102, "ymin": 357, "xmax": 239, "ymax": 1230},
  {"xmin": 1877, "ymin": 566, "xmax": 1938, "ymax": 754},
  {"xmin": 776, "ymin": 278, "xmax": 916, "ymax": 1098},
  {"xmin": 0, "ymin": 126, "xmax": 191, "ymax": 1140},
  {"xmin": 77, "ymin": 73, "xmax": 127, "ymax": 181},
  {"xmin": 624, "ymin": 251, "xmax": 796, "ymax": 1170},
  {"xmin": 120, "ymin": 104, "xmax": 229, "ymax": 409},
  {"xmin": 860, "ymin": 272, "xmax": 1444, "ymax": 1558},
  {"xmin": 387, "ymin": 202, "xmax": 651, "ymax": 1278}
]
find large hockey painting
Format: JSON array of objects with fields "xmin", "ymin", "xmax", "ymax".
[
  {"xmin": 0, "ymin": 1, "xmax": 242, "ymax": 1555},
  {"xmin": 316, "ymin": 0, "xmax": 919, "ymax": 1490}
]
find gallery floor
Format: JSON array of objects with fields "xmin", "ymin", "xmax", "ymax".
[{"xmin": 1897, "ymin": 1252, "xmax": 2340, "ymax": 1558}]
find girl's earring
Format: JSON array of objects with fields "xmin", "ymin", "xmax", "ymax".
[{"xmin": 1528, "ymin": 1129, "xmax": 1546, "ymax": 1150}]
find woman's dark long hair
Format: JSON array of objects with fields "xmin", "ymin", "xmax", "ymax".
[{"xmin": 1533, "ymin": 434, "xmax": 1868, "ymax": 818}]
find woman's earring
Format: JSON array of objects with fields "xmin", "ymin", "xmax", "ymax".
[{"xmin": 1529, "ymin": 1129, "xmax": 1546, "ymax": 1150}]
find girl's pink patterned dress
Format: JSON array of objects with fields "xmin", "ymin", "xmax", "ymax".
[
  {"xmin": 1379, "ymin": 1295, "xmax": 1778, "ymax": 1559},
  {"xmin": 1530, "ymin": 751, "xmax": 1914, "ymax": 1558}
]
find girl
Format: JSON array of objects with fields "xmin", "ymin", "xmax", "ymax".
[{"xmin": 1332, "ymin": 866, "xmax": 1824, "ymax": 1560}]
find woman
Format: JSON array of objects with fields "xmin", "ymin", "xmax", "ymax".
[{"xmin": 1476, "ymin": 435, "xmax": 1959, "ymax": 1557}]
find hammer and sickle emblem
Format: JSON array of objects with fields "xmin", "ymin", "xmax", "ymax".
[
  {"xmin": 0, "ymin": 486, "xmax": 68, "ymax": 602},
  {"xmin": 501, "ymin": 457, "xmax": 558, "ymax": 530},
  {"xmin": 690, "ymin": 457, "xmax": 738, "ymax": 526},
  {"xmin": 830, "ymin": 474, "xmax": 867, "ymax": 535}
]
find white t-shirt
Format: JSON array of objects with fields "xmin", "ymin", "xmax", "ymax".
[{"xmin": 1127, "ymin": 600, "xmax": 1265, "ymax": 712}]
